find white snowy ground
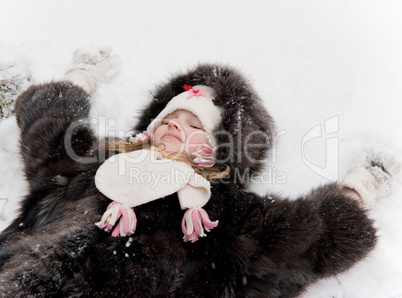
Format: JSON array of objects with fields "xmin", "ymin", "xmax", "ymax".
[{"xmin": 1, "ymin": 1, "xmax": 402, "ymax": 297}]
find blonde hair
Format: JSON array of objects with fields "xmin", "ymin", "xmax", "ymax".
[{"xmin": 106, "ymin": 139, "xmax": 230, "ymax": 182}]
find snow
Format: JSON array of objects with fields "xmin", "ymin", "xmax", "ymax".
[{"xmin": 1, "ymin": 0, "xmax": 402, "ymax": 296}]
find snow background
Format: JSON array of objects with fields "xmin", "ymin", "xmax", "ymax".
[{"xmin": 1, "ymin": 0, "xmax": 402, "ymax": 296}]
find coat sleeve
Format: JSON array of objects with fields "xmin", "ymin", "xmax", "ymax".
[
  {"xmin": 0, "ymin": 82, "xmax": 106, "ymax": 295},
  {"xmin": 0, "ymin": 81, "xmax": 98, "ymax": 243},
  {"xmin": 229, "ymin": 183, "xmax": 377, "ymax": 296},
  {"xmin": 14, "ymin": 81, "xmax": 95, "ymax": 189}
]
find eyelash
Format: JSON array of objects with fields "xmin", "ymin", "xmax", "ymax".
[{"xmin": 162, "ymin": 120, "xmax": 201, "ymax": 129}]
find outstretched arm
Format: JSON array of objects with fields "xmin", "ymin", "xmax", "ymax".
[
  {"xmin": 0, "ymin": 83, "xmax": 107, "ymax": 295},
  {"xmin": 1, "ymin": 49, "xmax": 116, "ymax": 245},
  {"xmin": 233, "ymin": 183, "xmax": 376, "ymax": 296},
  {"xmin": 14, "ymin": 47, "xmax": 115, "ymax": 189},
  {"xmin": 232, "ymin": 147, "xmax": 401, "ymax": 296},
  {"xmin": 0, "ymin": 79, "xmax": 109, "ymax": 294},
  {"xmin": 14, "ymin": 81, "xmax": 94, "ymax": 185},
  {"xmin": 0, "ymin": 81, "xmax": 96, "ymax": 244}
]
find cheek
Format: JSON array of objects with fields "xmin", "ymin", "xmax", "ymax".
[
  {"xmin": 191, "ymin": 134, "xmax": 209, "ymax": 144},
  {"xmin": 153, "ymin": 126, "xmax": 165, "ymax": 141},
  {"xmin": 185, "ymin": 130, "xmax": 210, "ymax": 153}
]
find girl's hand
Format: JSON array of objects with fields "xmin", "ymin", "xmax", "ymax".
[
  {"xmin": 342, "ymin": 186, "xmax": 364, "ymax": 205},
  {"xmin": 63, "ymin": 47, "xmax": 120, "ymax": 94},
  {"xmin": 342, "ymin": 147, "xmax": 401, "ymax": 207}
]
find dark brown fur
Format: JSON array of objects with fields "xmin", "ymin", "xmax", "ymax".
[{"xmin": 0, "ymin": 64, "xmax": 376, "ymax": 297}]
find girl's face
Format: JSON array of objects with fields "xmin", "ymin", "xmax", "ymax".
[{"xmin": 153, "ymin": 109, "xmax": 210, "ymax": 155}]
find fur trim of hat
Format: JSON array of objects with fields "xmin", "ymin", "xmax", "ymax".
[{"xmin": 134, "ymin": 63, "xmax": 275, "ymax": 186}]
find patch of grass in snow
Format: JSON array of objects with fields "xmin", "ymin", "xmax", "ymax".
[{"xmin": 0, "ymin": 66, "xmax": 30, "ymax": 118}]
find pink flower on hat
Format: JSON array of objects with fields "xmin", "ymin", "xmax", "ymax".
[{"xmin": 183, "ymin": 85, "xmax": 208, "ymax": 99}]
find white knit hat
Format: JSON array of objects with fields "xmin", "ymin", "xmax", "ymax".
[{"xmin": 147, "ymin": 85, "xmax": 223, "ymax": 147}]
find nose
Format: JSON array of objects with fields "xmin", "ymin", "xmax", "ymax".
[{"xmin": 168, "ymin": 119, "xmax": 181, "ymax": 131}]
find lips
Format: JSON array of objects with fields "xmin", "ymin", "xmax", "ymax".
[{"xmin": 162, "ymin": 132, "xmax": 182, "ymax": 142}]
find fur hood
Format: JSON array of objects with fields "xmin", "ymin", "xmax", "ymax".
[{"xmin": 134, "ymin": 63, "xmax": 275, "ymax": 187}]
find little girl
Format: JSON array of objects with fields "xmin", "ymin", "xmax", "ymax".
[{"xmin": 0, "ymin": 49, "xmax": 398, "ymax": 297}]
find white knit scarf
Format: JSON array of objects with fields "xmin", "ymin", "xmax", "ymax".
[{"xmin": 94, "ymin": 149, "xmax": 218, "ymax": 242}]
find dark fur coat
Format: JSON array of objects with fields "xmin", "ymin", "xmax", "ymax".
[{"xmin": 0, "ymin": 64, "xmax": 376, "ymax": 297}]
